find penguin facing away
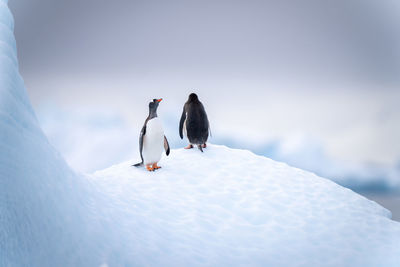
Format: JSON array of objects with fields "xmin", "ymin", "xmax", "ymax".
[
  {"xmin": 179, "ymin": 93, "xmax": 210, "ymax": 152},
  {"xmin": 134, "ymin": 98, "xmax": 170, "ymax": 171}
]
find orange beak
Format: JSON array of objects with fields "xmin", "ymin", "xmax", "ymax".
[{"xmin": 156, "ymin": 98, "xmax": 163, "ymax": 102}]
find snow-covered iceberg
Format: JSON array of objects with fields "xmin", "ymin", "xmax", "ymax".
[
  {"xmin": 94, "ymin": 145, "xmax": 400, "ymax": 266},
  {"xmin": 1, "ymin": 1, "xmax": 400, "ymax": 266},
  {"xmin": 0, "ymin": 0, "xmax": 97, "ymax": 265}
]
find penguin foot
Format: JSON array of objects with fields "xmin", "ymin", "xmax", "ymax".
[
  {"xmin": 152, "ymin": 163, "xmax": 161, "ymax": 170},
  {"xmin": 202, "ymin": 143, "xmax": 207, "ymax": 148},
  {"xmin": 185, "ymin": 144, "xmax": 193, "ymax": 149},
  {"xmin": 146, "ymin": 165, "xmax": 154, "ymax": 171}
]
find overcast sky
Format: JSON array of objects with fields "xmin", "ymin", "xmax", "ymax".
[{"xmin": 9, "ymin": 0, "xmax": 400, "ymax": 172}]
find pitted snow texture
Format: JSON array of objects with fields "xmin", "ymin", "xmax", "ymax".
[{"xmin": 93, "ymin": 145, "xmax": 400, "ymax": 266}]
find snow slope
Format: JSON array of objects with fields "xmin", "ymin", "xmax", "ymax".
[
  {"xmin": 212, "ymin": 135, "xmax": 400, "ymax": 193},
  {"xmin": 1, "ymin": 1, "xmax": 400, "ymax": 266},
  {"xmin": 0, "ymin": 1, "xmax": 98, "ymax": 265},
  {"xmin": 93, "ymin": 145, "xmax": 400, "ymax": 266}
]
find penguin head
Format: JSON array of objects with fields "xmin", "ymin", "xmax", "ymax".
[
  {"xmin": 148, "ymin": 98, "xmax": 162, "ymax": 115},
  {"xmin": 188, "ymin": 93, "xmax": 198, "ymax": 102}
]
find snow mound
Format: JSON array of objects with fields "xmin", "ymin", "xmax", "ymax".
[
  {"xmin": 93, "ymin": 145, "xmax": 400, "ymax": 266},
  {"xmin": 1, "ymin": 1, "xmax": 400, "ymax": 266}
]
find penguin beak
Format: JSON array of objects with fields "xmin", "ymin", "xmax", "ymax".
[{"xmin": 156, "ymin": 98, "xmax": 163, "ymax": 102}]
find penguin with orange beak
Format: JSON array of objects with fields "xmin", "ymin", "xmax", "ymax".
[
  {"xmin": 179, "ymin": 93, "xmax": 210, "ymax": 152},
  {"xmin": 134, "ymin": 98, "xmax": 170, "ymax": 171}
]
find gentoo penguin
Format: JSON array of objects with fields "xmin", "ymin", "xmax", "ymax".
[
  {"xmin": 134, "ymin": 98, "xmax": 170, "ymax": 171},
  {"xmin": 179, "ymin": 93, "xmax": 209, "ymax": 152}
]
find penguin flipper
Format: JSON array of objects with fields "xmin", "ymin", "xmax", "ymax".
[
  {"xmin": 204, "ymin": 105, "xmax": 211, "ymax": 138},
  {"xmin": 164, "ymin": 135, "xmax": 170, "ymax": 156},
  {"xmin": 138, "ymin": 124, "xmax": 146, "ymax": 165},
  {"xmin": 179, "ymin": 107, "xmax": 186, "ymax": 139},
  {"xmin": 132, "ymin": 162, "xmax": 143, "ymax": 167}
]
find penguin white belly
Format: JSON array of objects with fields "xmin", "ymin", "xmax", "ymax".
[{"xmin": 142, "ymin": 118, "xmax": 164, "ymax": 165}]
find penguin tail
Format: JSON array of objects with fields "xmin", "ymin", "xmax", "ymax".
[
  {"xmin": 197, "ymin": 144, "xmax": 204, "ymax": 152},
  {"xmin": 132, "ymin": 162, "xmax": 143, "ymax": 167}
]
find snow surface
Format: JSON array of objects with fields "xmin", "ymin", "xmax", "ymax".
[
  {"xmin": 1, "ymin": 1, "xmax": 400, "ymax": 266},
  {"xmin": 212, "ymin": 134, "xmax": 400, "ymax": 192},
  {"xmin": 93, "ymin": 145, "xmax": 400, "ymax": 266}
]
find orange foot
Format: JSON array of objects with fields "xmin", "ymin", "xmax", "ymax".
[
  {"xmin": 146, "ymin": 164, "xmax": 154, "ymax": 171},
  {"xmin": 153, "ymin": 163, "xmax": 161, "ymax": 170},
  {"xmin": 185, "ymin": 144, "xmax": 193, "ymax": 149},
  {"xmin": 202, "ymin": 143, "xmax": 207, "ymax": 148}
]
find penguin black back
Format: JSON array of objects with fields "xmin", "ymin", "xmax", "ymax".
[{"xmin": 179, "ymin": 93, "xmax": 209, "ymax": 150}]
